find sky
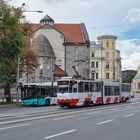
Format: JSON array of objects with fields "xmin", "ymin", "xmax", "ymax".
[{"xmin": 8, "ymin": 0, "xmax": 140, "ymax": 70}]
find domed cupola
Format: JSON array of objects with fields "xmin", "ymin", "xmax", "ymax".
[{"xmin": 40, "ymin": 15, "xmax": 54, "ymax": 26}]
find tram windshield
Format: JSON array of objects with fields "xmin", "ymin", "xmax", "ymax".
[
  {"xmin": 21, "ymin": 86, "xmax": 37, "ymax": 99},
  {"xmin": 58, "ymin": 80, "xmax": 78, "ymax": 93}
]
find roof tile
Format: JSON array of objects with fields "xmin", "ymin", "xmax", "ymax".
[
  {"xmin": 53, "ymin": 65, "xmax": 67, "ymax": 76},
  {"xmin": 30, "ymin": 23, "xmax": 85, "ymax": 43},
  {"xmin": 31, "ymin": 24, "xmax": 41, "ymax": 32},
  {"xmin": 54, "ymin": 24, "xmax": 85, "ymax": 43}
]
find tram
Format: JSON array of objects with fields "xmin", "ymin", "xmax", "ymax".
[
  {"xmin": 57, "ymin": 77, "xmax": 131, "ymax": 107},
  {"xmin": 21, "ymin": 82, "xmax": 57, "ymax": 106}
]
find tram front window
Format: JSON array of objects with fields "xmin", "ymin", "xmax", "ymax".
[
  {"xmin": 21, "ymin": 87, "xmax": 37, "ymax": 99},
  {"xmin": 59, "ymin": 87, "xmax": 69, "ymax": 94},
  {"xmin": 58, "ymin": 81, "xmax": 69, "ymax": 93}
]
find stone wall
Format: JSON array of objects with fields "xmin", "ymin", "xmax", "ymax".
[{"xmin": 66, "ymin": 44, "xmax": 90, "ymax": 79}]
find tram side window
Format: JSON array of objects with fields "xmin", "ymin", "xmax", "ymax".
[
  {"xmin": 21, "ymin": 87, "xmax": 25, "ymax": 99},
  {"xmin": 95, "ymin": 82, "xmax": 101, "ymax": 92},
  {"xmin": 36, "ymin": 88, "xmax": 41, "ymax": 98},
  {"xmin": 38, "ymin": 87, "xmax": 50, "ymax": 98},
  {"xmin": 48, "ymin": 88, "xmax": 51, "ymax": 97},
  {"xmin": 127, "ymin": 85, "xmax": 131, "ymax": 91},
  {"xmin": 69, "ymin": 81, "xmax": 73, "ymax": 93},
  {"xmin": 49, "ymin": 87, "xmax": 53, "ymax": 97},
  {"xmin": 125, "ymin": 85, "xmax": 127, "ymax": 92},
  {"xmin": 49, "ymin": 87, "xmax": 57, "ymax": 97},
  {"xmin": 105, "ymin": 86, "xmax": 112, "ymax": 96},
  {"xmin": 110, "ymin": 86, "xmax": 113, "ymax": 96},
  {"xmin": 41, "ymin": 88, "xmax": 46, "ymax": 97},
  {"xmin": 70, "ymin": 81, "xmax": 77, "ymax": 93},
  {"xmin": 78, "ymin": 82, "xmax": 84, "ymax": 92},
  {"xmin": 53, "ymin": 87, "xmax": 58, "ymax": 97},
  {"xmin": 47, "ymin": 87, "xmax": 51, "ymax": 97},
  {"xmin": 126, "ymin": 85, "xmax": 130, "ymax": 92},
  {"xmin": 105, "ymin": 86, "xmax": 108, "ymax": 96},
  {"xmin": 27, "ymin": 88, "xmax": 36, "ymax": 98},
  {"xmin": 90, "ymin": 82, "xmax": 94, "ymax": 92},
  {"xmin": 122, "ymin": 84, "xmax": 127, "ymax": 92},
  {"xmin": 72, "ymin": 81, "xmax": 77, "ymax": 93},
  {"xmin": 114, "ymin": 86, "xmax": 120, "ymax": 95},
  {"xmin": 84, "ymin": 82, "xmax": 89, "ymax": 92},
  {"xmin": 121, "ymin": 84, "xmax": 124, "ymax": 92},
  {"xmin": 108, "ymin": 86, "xmax": 112, "ymax": 96}
]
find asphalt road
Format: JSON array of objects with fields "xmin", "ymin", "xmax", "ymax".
[{"xmin": 0, "ymin": 95, "xmax": 140, "ymax": 140}]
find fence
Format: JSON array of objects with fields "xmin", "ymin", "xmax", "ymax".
[{"xmin": 0, "ymin": 93, "xmax": 17, "ymax": 102}]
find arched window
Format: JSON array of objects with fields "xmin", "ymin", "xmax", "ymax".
[
  {"xmin": 91, "ymin": 52, "xmax": 95, "ymax": 57},
  {"xmin": 112, "ymin": 42, "xmax": 114, "ymax": 48}
]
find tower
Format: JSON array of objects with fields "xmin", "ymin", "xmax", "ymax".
[
  {"xmin": 90, "ymin": 35, "xmax": 121, "ymax": 82},
  {"xmin": 40, "ymin": 15, "xmax": 54, "ymax": 26}
]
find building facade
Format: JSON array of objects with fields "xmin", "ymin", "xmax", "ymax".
[
  {"xmin": 132, "ymin": 65, "xmax": 140, "ymax": 93},
  {"xmin": 90, "ymin": 35, "xmax": 121, "ymax": 82},
  {"xmin": 20, "ymin": 15, "xmax": 90, "ymax": 83}
]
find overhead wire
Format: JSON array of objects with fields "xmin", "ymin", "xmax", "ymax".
[{"xmin": 92, "ymin": 23, "xmax": 140, "ymax": 29}]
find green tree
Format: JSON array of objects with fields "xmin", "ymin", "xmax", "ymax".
[
  {"xmin": 122, "ymin": 74, "xmax": 136, "ymax": 83},
  {"xmin": 0, "ymin": 0, "xmax": 23, "ymax": 102},
  {"xmin": 20, "ymin": 23, "xmax": 39, "ymax": 83}
]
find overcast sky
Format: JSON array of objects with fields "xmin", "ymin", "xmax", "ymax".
[{"xmin": 9, "ymin": 0, "xmax": 140, "ymax": 70}]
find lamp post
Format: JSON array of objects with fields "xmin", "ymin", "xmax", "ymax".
[
  {"xmin": 101, "ymin": 48, "xmax": 103, "ymax": 81},
  {"xmin": 16, "ymin": 3, "xmax": 43, "ymax": 105},
  {"xmin": 16, "ymin": 3, "xmax": 25, "ymax": 105}
]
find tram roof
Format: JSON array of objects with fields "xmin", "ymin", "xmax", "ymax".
[{"xmin": 23, "ymin": 82, "xmax": 57, "ymax": 86}]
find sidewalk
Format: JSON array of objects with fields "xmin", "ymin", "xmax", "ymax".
[{"xmin": 0, "ymin": 103, "xmax": 22, "ymax": 109}]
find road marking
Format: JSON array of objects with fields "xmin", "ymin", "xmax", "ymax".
[
  {"xmin": 16, "ymin": 114, "xmax": 30, "ymax": 117},
  {"xmin": 0, "ymin": 114, "xmax": 15, "ymax": 117},
  {"xmin": 54, "ymin": 116, "xmax": 75, "ymax": 121},
  {"xmin": 87, "ymin": 111, "xmax": 102, "ymax": 115},
  {"xmin": 44, "ymin": 129, "xmax": 77, "ymax": 139},
  {"xmin": 0, "ymin": 123, "xmax": 30, "ymax": 130},
  {"xmin": 0, "ymin": 108, "xmax": 112, "ymax": 125},
  {"xmin": 96, "ymin": 119, "xmax": 114, "ymax": 125},
  {"xmin": 110, "ymin": 108, "xmax": 119, "ymax": 111},
  {"xmin": 1, "ymin": 101, "xmax": 140, "ymax": 125},
  {"xmin": 124, "ymin": 113, "xmax": 135, "ymax": 118}
]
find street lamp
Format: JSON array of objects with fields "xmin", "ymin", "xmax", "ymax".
[
  {"xmin": 16, "ymin": 3, "xmax": 43, "ymax": 105},
  {"xmin": 25, "ymin": 10, "xmax": 43, "ymax": 13}
]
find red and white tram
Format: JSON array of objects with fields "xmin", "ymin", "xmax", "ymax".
[{"xmin": 57, "ymin": 77, "xmax": 131, "ymax": 107}]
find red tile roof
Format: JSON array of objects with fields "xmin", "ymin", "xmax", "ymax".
[
  {"xmin": 31, "ymin": 23, "xmax": 85, "ymax": 44},
  {"xmin": 53, "ymin": 65, "xmax": 67, "ymax": 77},
  {"xmin": 31, "ymin": 24, "xmax": 41, "ymax": 32},
  {"xmin": 54, "ymin": 24, "xmax": 85, "ymax": 43}
]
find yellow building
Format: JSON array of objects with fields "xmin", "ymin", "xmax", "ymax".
[
  {"xmin": 90, "ymin": 35, "xmax": 121, "ymax": 82},
  {"xmin": 132, "ymin": 65, "xmax": 140, "ymax": 93}
]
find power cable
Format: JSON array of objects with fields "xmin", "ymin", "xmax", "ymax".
[{"xmin": 92, "ymin": 23, "xmax": 140, "ymax": 29}]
